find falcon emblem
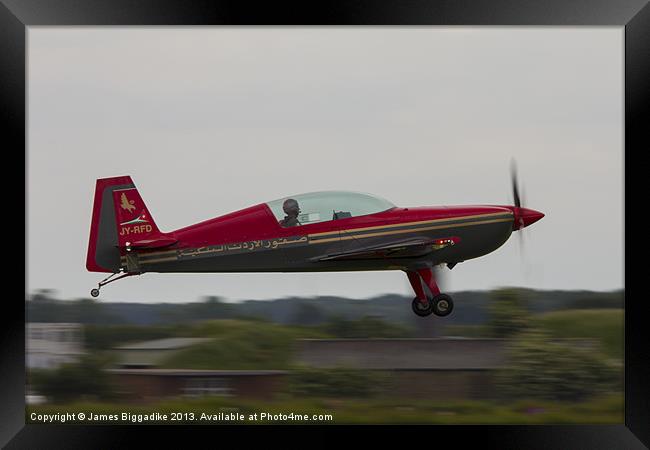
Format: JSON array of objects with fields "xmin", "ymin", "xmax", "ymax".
[{"xmin": 120, "ymin": 192, "xmax": 136, "ymax": 213}]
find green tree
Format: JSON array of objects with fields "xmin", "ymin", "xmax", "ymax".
[
  {"xmin": 29, "ymin": 289, "xmax": 58, "ymax": 302},
  {"xmin": 288, "ymin": 302, "xmax": 326, "ymax": 326},
  {"xmin": 70, "ymin": 298, "xmax": 123, "ymax": 324},
  {"xmin": 496, "ymin": 329, "xmax": 621, "ymax": 402},
  {"xmin": 31, "ymin": 354, "xmax": 116, "ymax": 403},
  {"xmin": 27, "ymin": 289, "xmax": 66, "ymax": 322},
  {"xmin": 487, "ymin": 288, "xmax": 530, "ymax": 338},
  {"xmin": 190, "ymin": 296, "xmax": 234, "ymax": 321}
]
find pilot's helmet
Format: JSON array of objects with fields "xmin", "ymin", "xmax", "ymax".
[{"xmin": 283, "ymin": 198, "xmax": 300, "ymax": 216}]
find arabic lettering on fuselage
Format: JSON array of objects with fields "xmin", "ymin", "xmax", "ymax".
[{"xmin": 178, "ymin": 235, "xmax": 308, "ymax": 258}]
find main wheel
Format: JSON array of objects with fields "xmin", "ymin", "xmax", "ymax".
[
  {"xmin": 431, "ymin": 294, "xmax": 453, "ymax": 317},
  {"xmin": 411, "ymin": 297, "xmax": 432, "ymax": 317},
  {"xmin": 90, "ymin": 288, "xmax": 100, "ymax": 298}
]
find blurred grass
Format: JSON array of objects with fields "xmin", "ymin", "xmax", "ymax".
[
  {"xmin": 26, "ymin": 393, "xmax": 622, "ymax": 424},
  {"xmin": 533, "ymin": 309, "xmax": 623, "ymax": 360}
]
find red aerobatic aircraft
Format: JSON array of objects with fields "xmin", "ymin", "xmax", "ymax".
[{"xmin": 86, "ymin": 168, "xmax": 543, "ymax": 317}]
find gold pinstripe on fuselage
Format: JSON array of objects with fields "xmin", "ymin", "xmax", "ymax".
[
  {"xmin": 308, "ymin": 211, "xmax": 511, "ymax": 238},
  {"xmin": 310, "ymin": 216, "xmax": 513, "ymax": 244}
]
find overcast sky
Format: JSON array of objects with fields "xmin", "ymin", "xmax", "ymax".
[{"xmin": 27, "ymin": 27, "xmax": 623, "ymax": 303}]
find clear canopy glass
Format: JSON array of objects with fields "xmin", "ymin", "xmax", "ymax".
[{"xmin": 266, "ymin": 191, "xmax": 396, "ymax": 227}]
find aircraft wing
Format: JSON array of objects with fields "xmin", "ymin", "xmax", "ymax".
[{"xmin": 313, "ymin": 236, "xmax": 460, "ymax": 261}]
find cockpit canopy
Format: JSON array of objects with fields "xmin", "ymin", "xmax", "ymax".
[{"xmin": 266, "ymin": 191, "xmax": 396, "ymax": 227}]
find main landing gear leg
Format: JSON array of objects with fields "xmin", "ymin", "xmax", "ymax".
[
  {"xmin": 406, "ymin": 270, "xmax": 433, "ymax": 317},
  {"xmin": 406, "ymin": 267, "xmax": 454, "ymax": 317},
  {"xmin": 90, "ymin": 272, "xmax": 139, "ymax": 298},
  {"xmin": 416, "ymin": 267, "xmax": 441, "ymax": 296}
]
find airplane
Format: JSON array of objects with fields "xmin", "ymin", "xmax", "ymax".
[{"xmin": 86, "ymin": 168, "xmax": 543, "ymax": 317}]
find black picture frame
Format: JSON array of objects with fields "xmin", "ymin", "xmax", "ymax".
[{"xmin": 5, "ymin": 0, "xmax": 647, "ymax": 446}]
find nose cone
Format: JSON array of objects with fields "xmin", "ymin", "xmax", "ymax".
[{"xmin": 518, "ymin": 207, "xmax": 545, "ymax": 229}]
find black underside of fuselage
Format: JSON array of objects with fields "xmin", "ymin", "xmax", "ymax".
[{"xmin": 128, "ymin": 216, "xmax": 514, "ymax": 274}]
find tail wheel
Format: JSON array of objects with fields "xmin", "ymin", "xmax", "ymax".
[
  {"xmin": 432, "ymin": 294, "xmax": 454, "ymax": 317},
  {"xmin": 411, "ymin": 297, "xmax": 433, "ymax": 317}
]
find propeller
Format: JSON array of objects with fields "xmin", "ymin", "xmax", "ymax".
[
  {"xmin": 518, "ymin": 184, "xmax": 527, "ymax": 256},
  {"xmin": 509, "ymin": 159, "xmax": 545, "ymax": 268},
  {"xmin": 510, "ymin": 159, "xmax": 525, "ymax": 232},
  {"xmin": 510, "ymin": 159, "xmax": 524, "ymax": 259}
]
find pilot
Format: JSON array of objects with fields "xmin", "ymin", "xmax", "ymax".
[{"xmin": 279, "ymin": 198, "xmax": 301, "ymax": 227}]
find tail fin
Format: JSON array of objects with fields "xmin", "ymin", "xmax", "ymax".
[{"xmin": 86, "ymin": 176, "xmax": 173, "ymax": 273}]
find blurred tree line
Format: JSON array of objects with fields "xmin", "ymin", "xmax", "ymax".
[{"xmin": 27, "ymin": 288, "xmax": 623, "ymax": 327}]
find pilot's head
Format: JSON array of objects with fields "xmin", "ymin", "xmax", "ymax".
[{"xmin": 282, "ymin": 198, "xmax": 300, "ymax": 217}]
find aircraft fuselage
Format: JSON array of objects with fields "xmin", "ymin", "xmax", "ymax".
[{"xmin": 121, "ymin": 205, "xmax": 520, "ymax": 273}]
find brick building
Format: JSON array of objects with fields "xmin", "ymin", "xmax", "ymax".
[
  {"xmin": 108, "ymin": 368, "xmax": 287, "ymax": 402},
  {"xmin": 110, "ymin": 337, "xmax": 286, "ymax": 401},
  {"xmin": 295, "ymin": 338, "xmax": 509, "ymax": 400}
]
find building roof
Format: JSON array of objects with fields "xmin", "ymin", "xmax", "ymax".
[
  {"xmin": 114, "ymin": 337, "xmax": 212, "ymax": 350},
  {"xmin": 107, "ymin": 369, "xmax": 288, "ymax": 377},
  {"xmin": 295, "ymin": 338, "xmax": 508, "ymax": 370}
]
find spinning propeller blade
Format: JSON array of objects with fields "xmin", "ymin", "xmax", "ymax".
[
  {"xmin": 511, "ymin": 159, "xmax": 525, "ymax": 231},
  {"xmin": 511, "ymin": 159, "xmax": 521, "ymax": 210},
  {"xmin": 509, "ymin": 160, "xmax": 544, "ymax": 263}
]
